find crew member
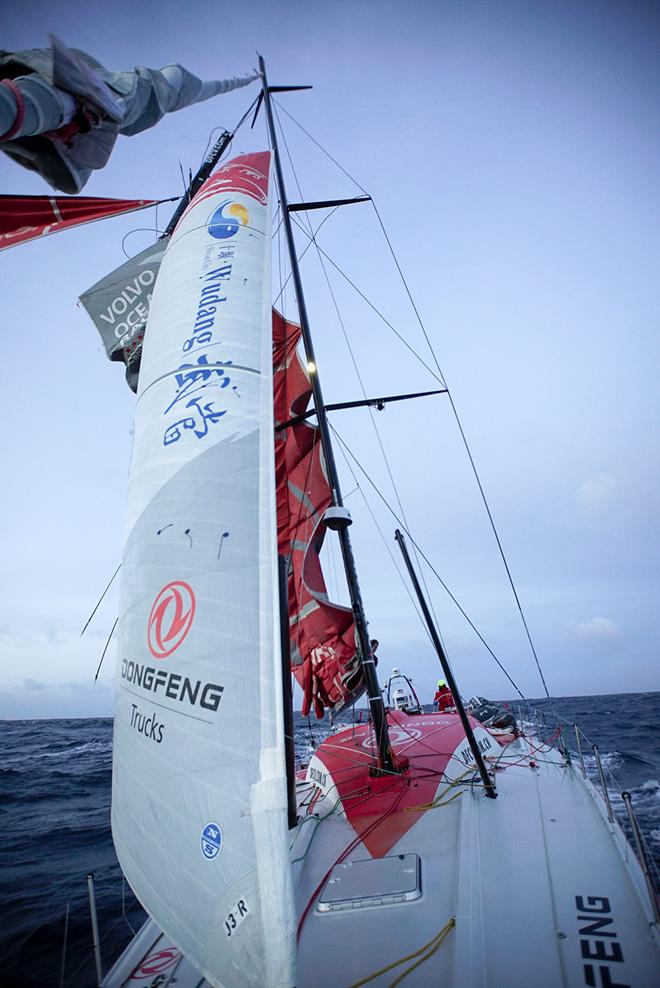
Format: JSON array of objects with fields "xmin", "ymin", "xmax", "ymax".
[
  {"xmin": 369, "ymin": 639, "xmax": 380, "ymax": 667},
  {"xmin": 434, "ymin": 679, "xmax": 454, "ymax": 711}
]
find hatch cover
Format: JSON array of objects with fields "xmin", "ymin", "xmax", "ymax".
[{"xmin": 317, "ymin": 853, "xmax": 421, "ymax": 913}]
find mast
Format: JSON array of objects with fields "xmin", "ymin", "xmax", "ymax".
[
  {"xmin": 259, "ymin": 56, "xmax": 395, "ymax": 774},
  {"xmin": 160, "ymin": 130, "xmax": 233, "ymax": 237}
]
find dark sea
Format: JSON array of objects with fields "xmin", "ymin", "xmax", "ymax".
[{"xmin": 1, "ymin": 693, "xmax": 658, "ymax": 987}]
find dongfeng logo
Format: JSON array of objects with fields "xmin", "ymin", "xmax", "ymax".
[
  {"xmin": 147, "ymin": 581, "xmax": 196, "ymax": 659},
  {"xmin": 207, "ymin": 199, "xmax": 249, "ymax": 239},
  {"xmin": 130, "ymin": 947, "xmax": 181, "ymax": 980}
]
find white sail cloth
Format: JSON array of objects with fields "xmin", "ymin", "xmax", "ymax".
[{"xmin": 112, "ymin": 153, "xmax": 296, "ymax": 988}]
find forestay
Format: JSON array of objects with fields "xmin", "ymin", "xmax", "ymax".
[{"xmin": 112, "ymin": 152, "xmax": 296, "ymax": 988}]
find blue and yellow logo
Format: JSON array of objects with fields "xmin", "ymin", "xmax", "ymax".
[{"xmin": 207, "ymin": 199, "xmax": 249, "ymax": 239}]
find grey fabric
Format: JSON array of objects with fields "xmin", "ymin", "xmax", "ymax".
[
  {"xmin": 0, "ymin": 74, "xmax": 76, "ymax": 133},
  {"xmin": 0, "ymin": 36, "xmax": 257, "ymax": 192},
  {"xmin": 80, "ymin": 240, "xmax": 166, "ymax": 360}
]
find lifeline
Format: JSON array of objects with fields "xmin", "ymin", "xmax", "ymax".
[{"xmin": 120, "ymin": 659, "xmax": 224, "ymax": 712}]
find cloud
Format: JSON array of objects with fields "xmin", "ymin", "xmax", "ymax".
[
  {"xmin": 63, "ymin": 679, "xmax": 114, "ymax": 696},
  {"xmin": 576, "ymin": 473, "xmax": 615, "ymax": 511},
  {"xmin": 573, "ymin": 616, "xmax": 622, "ymax": 642},
  {"xmin": 0, "ymin": 626, "xmax": 67, "ymax": 647},
  {"xmin": 22, "ymin": 678, "xmax": 48, "ymax": 692},
  {"xmin": 0, "ymin": 678, "xmax": 113, "ymax": 720}
]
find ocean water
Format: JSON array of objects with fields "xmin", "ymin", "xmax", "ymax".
[{"xmin": 1, "ymin": 693, "xmax": 658, "ymax": 987}]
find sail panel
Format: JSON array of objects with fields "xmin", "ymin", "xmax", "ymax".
[
  {"xmin": 112, "ymin": 152, "xmax": 295, "ymax": 988},
  {"xmin": 273, "ymin": 311, "xmax": 364, "ymax": 718}
]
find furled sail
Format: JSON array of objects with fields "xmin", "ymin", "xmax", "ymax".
[
  {"xmin": 0, "ymin": 35, "xmax": 257, "ymax": 193},
  {"xmin": 273, "ymin": 311, "xmax": 365, "ymax": 718},
  {"xmin": 112, "ymin": 153, "xmax": 295, "ymax": 988}
]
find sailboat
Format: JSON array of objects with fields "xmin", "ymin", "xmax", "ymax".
[{"xmin": 81, "ymin": 59, "xmax": 658, "ymax": 987}]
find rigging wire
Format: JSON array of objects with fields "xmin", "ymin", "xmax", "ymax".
[
  {"xmin": 80, "ymin": 563, "xmax": 121, "ymax": 636},
  {"xmin": 273, "ymin": 103, "xmax": 445, "ymax": 642},
  {"xmin": 272, "ymin": 206, "xmax": 339, "ymax": 307},
  {"xmin": 288, "ymin": 217, "xmax": 442, "ymax": 383},
  {"xmin": 120, "ymin": 226, "xmax": 167, "ymax": 259},
  {"xmin": 331, "ymin": 424, "xmax": 526, "ymax": 700},
  {"xmin": 445, "ymin": 394, "xmax": 552, "ymax": 700},
  {"xmin": 271, "ymin": 101, "xmax": 388, "ymax": 760},
  {"xmin": 273, "ymin": 101, "xmax": 447, "ymax": 673},
  {"xmin": 196, "ymin": 94, "xmax": 261, "ymax": 171},
  {"xmin": 334, "ymin": 441, "xmax": 432, "ymax": 643},
  {"xmin": 271, "ymin": 100, "xmax": 314, "ymax": 241},
  {"xmin": 271, "ymin": 210, "xmax": 285, "ymax": 242},
  {"xmin": 274, "ymin": 98, "xmax": 551, "ymax": 700},
  {"xmin": 94, "ymin": 617, "xmax": 118, "ymax": 682}
]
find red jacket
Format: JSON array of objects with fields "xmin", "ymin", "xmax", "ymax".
[{"xmin": 434, "ymin": 686, "xmax": 454, "ymax": 711}]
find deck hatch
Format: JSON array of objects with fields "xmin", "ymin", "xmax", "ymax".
[{"xmin": 317, "ymin": 853, "xmax": 421, "ymax": 913}]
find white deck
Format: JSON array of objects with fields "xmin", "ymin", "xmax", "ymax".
[{"xmin": 103, "ymin": 734, "xmax": 659, "ymax": 987}]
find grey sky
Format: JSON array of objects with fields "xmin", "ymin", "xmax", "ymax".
[{"xmin": 1, "ymin": 0, "xmax": 658, "ymax": 718}]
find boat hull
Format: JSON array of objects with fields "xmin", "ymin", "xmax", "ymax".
[{"xmin": 103, "ymin": 711, "xmax": 659, "ymax": 987}]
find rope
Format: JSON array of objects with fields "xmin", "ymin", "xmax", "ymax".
[
  {"xmin": 297, "ymin": 782, "xmax": 408, "ymax": 939},
  {"xmin": 290, "ymin": 783, "xmax": 371, "ymax": 865},
  {"xmin": 406, "ymin": 787, "xmax": 464, "ymax": 812},
  {"xmin": 347, "ymin": 918, "xmax": 455, "ymax": 988}
]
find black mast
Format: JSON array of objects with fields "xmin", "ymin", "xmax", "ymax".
[
  {"xmin": 160, "ymin": 130, "xmax": 233, "ymax": 238},
  {"xmin": 259, "ymin": 56, "xmax": 395, "ymax": 774}
]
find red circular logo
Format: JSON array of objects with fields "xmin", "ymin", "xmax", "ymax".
[
  {"xmin": 131, "ymin": 946, "xmax": 181, "ymax": 978},
  {"xmin": 147, "ymin": 581, "xmax": 196, "ymax": 659}
]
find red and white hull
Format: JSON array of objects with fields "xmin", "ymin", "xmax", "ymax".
[{"xmin": 104, "ymin": 710, "xmax": 659, "ymax": 987}]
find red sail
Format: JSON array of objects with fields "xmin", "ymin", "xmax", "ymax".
[
  {"xmin": 273, "ymin": 309, "xmax": 364, "ymax": 719},
  {"xmin": 0, "ymin": 195, "xmax": 161, "ymax": 251}
]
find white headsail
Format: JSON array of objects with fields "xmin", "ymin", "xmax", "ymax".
[{"xmin": 111, "ymin": 152, "xmax": 296, "ymax": 988}]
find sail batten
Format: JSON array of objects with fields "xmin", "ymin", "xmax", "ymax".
[{"xmin": 112, "ymin": 152, "xmax": 295, "ymax": 988}]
